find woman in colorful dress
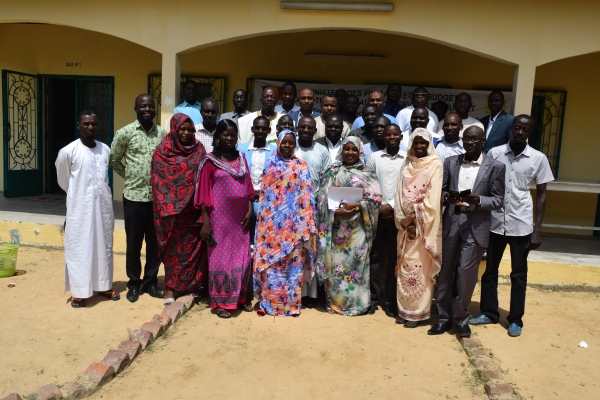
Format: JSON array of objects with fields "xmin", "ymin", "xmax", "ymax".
[
  {"xmin": 315, "ymin": 137, "xmax": 382, "ymax": 316},
  {"xmin": 151, "ymin": 113, "xmax": 206, "ymax": 306},
  {"xmin": 195, "ymin": 119, "xmax": 254, "ymax": 319},
  {"xmin": 254, "ymin": 129, "xmax": 317, "ymax": 317},
  {"xmin": 394, "ymin": 128, "xmax": 443, "ymax": 328}
]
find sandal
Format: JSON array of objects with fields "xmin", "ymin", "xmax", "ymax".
[
  {"xmin": 404, "ymin": 320, "xmax": 419, "ymax": 329},
  {"xmin": 214, "ymin": 308, "xmax": 231, "ymax": 319},
  {"xmin": 395, "ymin": 316, "xmax": 407, "ymax": 325},
  {"xmin": 99, "ymin": 290, "xmax": 120, "ymax": 301},
  {"xmin": 71, "ymin": 298, "xmax": 85, "ymax": 308},
  {"xmin": 163, "ymin": 298, "xmax": 175, "ymax": 306},
  {"xmin": 256, "ymin": 309, "xmax": 266, "ymax": 317},
  {"xmin": 239, "ymin": 303, "xmax": 253, "ymax": 312}
]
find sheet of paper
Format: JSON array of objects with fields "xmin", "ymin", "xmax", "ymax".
[{"xmin": 328, "ymin": 187, "xmax": 364, "ymax": 210}]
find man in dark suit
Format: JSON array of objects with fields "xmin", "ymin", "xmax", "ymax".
[
  {"xmin": 480, "ymin": 91, "xmax": 514, "ymax": 153},
  {"xmin": 428, "ymin": 126, "xmax": 505, "ymax": 338}
]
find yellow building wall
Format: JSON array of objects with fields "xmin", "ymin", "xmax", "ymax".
[
  {"xmin": 0, "ymin": 24, "xmax": 161, "ymax": 200},
  {"xmin": 180, "ymin": 30, "xmax": 515, "ymax": 102}
]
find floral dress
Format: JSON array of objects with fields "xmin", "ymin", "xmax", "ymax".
[{"xmin": 316, "ymin": 137, "xmax": 382, "ymax": 316}]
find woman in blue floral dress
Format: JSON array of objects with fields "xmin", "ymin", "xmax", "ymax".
[{"xmin": 316, "ymin": 137, "xmax": 382, "ymax": 316}]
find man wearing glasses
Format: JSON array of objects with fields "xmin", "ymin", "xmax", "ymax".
[
  {"xmin": 395, "ymin": 87, "xmax": 439, "ymax": 133},
  {"xmin": 220, "ymin": 89, "xmax": 250, "ymax": 127},
  {"xmin": 429, "ymin": 126, "xmax": 505, "ymax": 338},
  {"xmin": 470, "ymin": 115, "xmax": 554, "ymax": 337}
]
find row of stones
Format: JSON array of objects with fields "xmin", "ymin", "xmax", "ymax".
[
  {"xmin": 2, "ymin": 295, "xmax": 196, "ymax": 400},
  {"xmin": 460, "ymin": 337, "xmax": 521, "ymax": 400}
]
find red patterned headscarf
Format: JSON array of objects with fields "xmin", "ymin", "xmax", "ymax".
[{"xmin": 151, "ymin": 113, "xmax": 206, "ymax": 218}]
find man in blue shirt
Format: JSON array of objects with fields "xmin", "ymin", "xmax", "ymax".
[
  {"xmin": 382, "ymin": 83, "xmax": 404, "ymax": 117},
  {"xmin": 351, "ymin": 91, "xmax": 398, "ymax": 130},
  {"xmin": 173, "ymin": 80, "xmax": 203, "ymax": 125}
]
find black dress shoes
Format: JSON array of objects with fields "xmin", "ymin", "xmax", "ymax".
[
  {"xmin": 427, "ymin": 322, "xmax": 453, "ymax": 335},
  {"xmin": 126, "ymin": 287, "xmax": 140, "ymax": 303},
  {"xmin": 456, "ymin": 324, "xmax": 471, "ymax": 338},
  {"xmin": 143, "ymin": 285, "xmax": 165, "ymax": 299}
]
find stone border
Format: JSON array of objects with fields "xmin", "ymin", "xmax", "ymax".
[
  {"xmin": 460, "ymin": 337, "xmax": 523, "ymax": 400},
  {"xmin": 1, "ymin": 296, "xmax": 196, "ymax": 400}
]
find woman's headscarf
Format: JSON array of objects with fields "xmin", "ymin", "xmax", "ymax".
[
  {"xmin": 253, "ymin": 128, "xmax": 316, "ymax": 276},
  {"xmin": 407, "ymin": 128, "xmax": 436, "ymax": 158},
  {"xmin": 333, "ymin": 136, "xmax": 366, "ymax": 168},
  {"xmin": 276, "ymin": 129, "xmax": 297, "ymax": 160},
  {"xmin": 394, "ymin": 127, "xmax": 443, "ymax": 280},
  {"xmin": 151, "ymin": 113, "xmax": 205, "ymax": 218}
]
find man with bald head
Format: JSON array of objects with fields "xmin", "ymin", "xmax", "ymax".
[
  {"xmin": 436, "ymin": 113, "xmax": 465, "ymax": 162},
  {"xmin": 351, "ymin": 90, "xmax": 398, "ymax": 130},
  {"xmin": 315, "ymin": 113, "xmax": 345, "ymax": 160},
  {"xmin": 274, "ymin": 82, "xmax": 300, "ymax": 121},
  {"xmin": 395, "ymin": 87, "xmax": 439, "ymax": 132},
  {"xmin": 238, "ymin": 86, "xmax": 282, "ymax": 143},
  {"xmin": 296, "ymin": 88, "xmax": 322, "ymax": 124},
  {"xmin": 480, "ymin": 91, "xmax": 514, "ymax": 153},
  {"xmin": 450, "ymin": 92, "xmax": 483, "ymax": 136},
  {"xmin": 315, "ymin": 95, "xmax": 351, "ymax": 139},
  {"xmin": 342, "ymin": 94, "xmax": 360, "ymax": 125},
  {"xmin": 349, "ymin": 104, "xmax": 385, "ymax": 161},
  {"xmin": 429, "ymin": 125, "xmax": 505, "ymax": 338}
]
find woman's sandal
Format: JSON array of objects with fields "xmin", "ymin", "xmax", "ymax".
[
  {"xmin": 403, "ymin": 320, "xmax": 419, "ymax": 329},
  {"xmin": 395, "ymin": 316, "xmax": 407, "ymax": 325},
  {"xmin": 99, "ymin": 290, "xmax": 120, "ymax": 301},
  {"xmin": 214, "ymin": 308, "xmax": 232, "ymax": 319},
  {"xmin": 71, "ymin": 298, "xmax": 85, "ymax": 308},
  {"xmin": 256, "ymin": 309, "xmax": 266, "ymax": 317},
  {"xmin": 239, "ymin": 303, "xmax": 253, "ymax": 312}
]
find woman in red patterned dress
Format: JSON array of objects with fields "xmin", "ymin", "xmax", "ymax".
[{"xmin": 151, "ymin": 113, "xmax": 207, "ymax": 306}]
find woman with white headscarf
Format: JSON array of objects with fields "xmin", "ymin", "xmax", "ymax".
[{"xmin": 394, "ymin": 128, "xmax": 443, "ymax": 328}]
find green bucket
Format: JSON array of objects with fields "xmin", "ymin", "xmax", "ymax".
[{"xmin": 0, "ymin": 244, "xmax": 19, "ymax": 278}]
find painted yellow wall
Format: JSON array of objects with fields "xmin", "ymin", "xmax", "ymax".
[
  {"xmin": 180, "ymin": 30, "xmax": 515, "ymax": 101},
  {"xmin": 0, "ymin": 24, "xmax": 161, "ymax": 199}
]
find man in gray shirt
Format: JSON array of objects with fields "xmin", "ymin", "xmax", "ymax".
[
  {"xmin": 219, "ymin": 89, "xmax": 250, "ymax": 126},
  {"xmin": 470, "ymin": 115, "xmax": 554, "ymax": 337}
]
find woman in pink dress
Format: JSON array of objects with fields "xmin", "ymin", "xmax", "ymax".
[{"xmin": 195, "ymin": 119, "xmax": 254, "ymax": 318}]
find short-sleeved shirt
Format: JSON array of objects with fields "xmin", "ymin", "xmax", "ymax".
[
  {"xmin": 194, "ymin": 123, "xmax": 216, "ymax": 153},
  {"xmin": 109, "ymin": 120, "xmax": 167, "ymax": 202},
  {"xmin": 395, "ymin": 105, "xmax": 439, "ymax": 132},
  {"xmin": 489, "ymin": 143, "xmax": 555, "ymax": 236},
  {"xmin": 295, "ymin": 142, "xmax": 331, "ymax": 193},
  {"xmin": 367, "ymin": 148, "xmax": 405, "ymax": 208}
]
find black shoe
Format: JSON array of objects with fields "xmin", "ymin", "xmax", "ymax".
[
  {"xmin": 143, "ymin": 285, "xmax": 165, "ymax": 299},
  {"xmin": 482, "ymin": 248, "xmax": 488, "ymax": 260},
  {"xmin": 126, "ymin": 287, "xmax": 140, "ymax": 303},
  {"xmin": 368, "ymin": 304, "xmax": 377, "ymax": 315},
  {"xmin": 427, "ymin": 322, "xmax": 453, "ymax": 335},
  {"xmin": 456, "ymin": 324, "xmax": 472, "ymax": 338},
  {"xmin": 383, "ymin": 306, "xmax": 396, "ymax": 319}
]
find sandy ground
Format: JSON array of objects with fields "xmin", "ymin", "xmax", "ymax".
[{"xmin": 2, "ymin": 246, "xmax": 599, "ymax": 399}]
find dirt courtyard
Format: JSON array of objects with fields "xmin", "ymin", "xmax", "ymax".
[{"xmin": 1, "ymin": 247, "xmax": 599, "ymax": 399}]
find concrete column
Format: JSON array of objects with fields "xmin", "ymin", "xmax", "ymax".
[
  {"xmin": 512, "ymin": 62, "xmax": 536, "ymax": 116},
  {"xmin": 160, "ymin": 51, "xmax": 181, "ymax": 127}
]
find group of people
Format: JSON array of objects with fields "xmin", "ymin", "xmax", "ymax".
[{"xmin": 56, "ymin": 81, "xmax": 554, "ymax": 338}]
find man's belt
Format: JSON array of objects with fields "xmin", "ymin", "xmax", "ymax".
[{"xmin": 454, "ymin": 205, "xmax": 470, "ymax": 214}]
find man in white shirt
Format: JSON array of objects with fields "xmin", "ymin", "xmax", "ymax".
[
  {"xmin": 395, "ymin": 87, "xmax": 439, "ymax": 132},
  {"xmin": 315, "ymin": 95, "xmax": 351, "ymax": 139},
  {"xmin": 194, "ymin": 98, "xmax": 219, "ymax": 152},
  {"xmin": 367, "ymin": 123, "xmax": 405, "ymax": 317},
  {"xmin": 238, "ymin": 87, "xmax": 281, "ymax": 144},
  {"xmin": 438, "ymin": 92, "xmax": 484, "ymax": 137},
  {"xmin": 470, "ymin": 115, "xmax": 554, "ymax": 337},
  {"xmin": 315, "ymin": 114, "xmax": 345, "ymax": 161},
  {"xmin": 400, "ymin": 107, "xmax": 431, "ymax": 154},
  {"xmin": 435, "ymin": 113, "xmax": 465, "ymax": 162},
  {"xmin": 274, "ymin": 82, "xmax": 300, "ymax": 121},
  {"xmin": 295, "ymin": 116, "xmax": 331, "ymax": 307}
]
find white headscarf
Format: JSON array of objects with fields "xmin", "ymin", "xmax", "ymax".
[{"xmin": 407, "ymin": 128, "xmax": 436, "ymax": 158}]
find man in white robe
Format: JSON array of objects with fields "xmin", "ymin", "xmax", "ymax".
[{"xmin": 56, "ymin": 110, "xmax": 118, "ymax": 308}]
